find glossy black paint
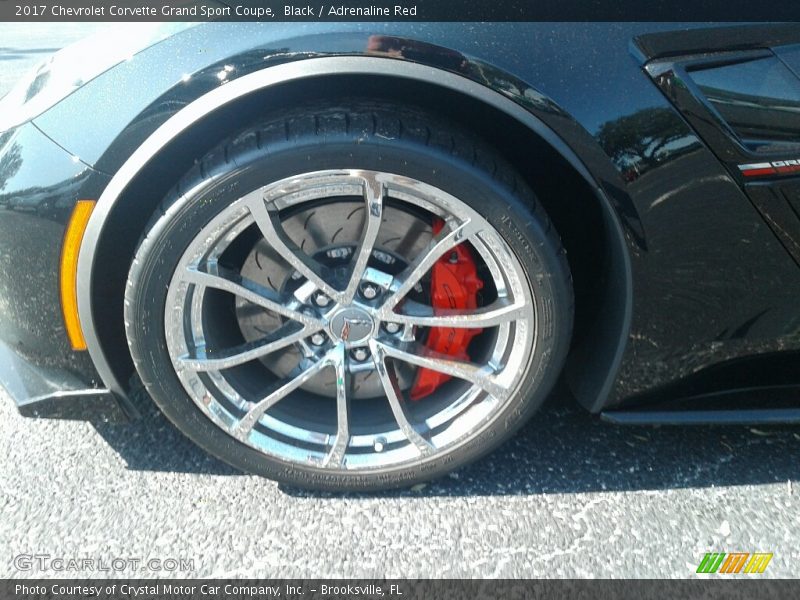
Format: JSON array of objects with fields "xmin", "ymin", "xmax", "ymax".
[
  {"xmin": 3, "ymin": 22, "xmax": 800, "ymax": 418},
  {"xmin": 0, "ymin": 124, "xmax": 107, "ymax": 379}
]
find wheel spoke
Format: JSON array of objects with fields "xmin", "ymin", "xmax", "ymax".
[
  {"xmin": 248, "ymin": 195, "xmax": 342, "ymax": 301},
  {"xmin": 370, "ymin": 341, "xmax": 435, "ymax": 456},
  {"xmin": 323, "ymin": 344, "xmax": 351, "ymax": 468},
  {"xmin": 233, "ymin": 354, "xmax": 331, "ymax": 439},
  {"xmin": 341, "ymin": 174, "xmax": 384, "ymax": 304},
  {"xmin": 379, "ymin": 218, "xmax": 478, "ymax": 314},
  {"xmin": 374, "ymin": 340, "xmax": 509, "ymax": 400},
  {"xmin": 183, "ymin": 264, "xmax": 324, "ymax": 328},
  {"xmin": 389, "ymin": 298, "xmax": 526, "ymax": 328},
  {"xmin": 178, "ymin": 322, "xmax": 315, "ymax": 371}
]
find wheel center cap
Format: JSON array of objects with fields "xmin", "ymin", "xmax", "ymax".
[{"xmin": 328, "ymin": 307, "xmax": 375, "ymax": 344}]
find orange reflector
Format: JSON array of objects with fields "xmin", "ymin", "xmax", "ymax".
[{"xmin": 60, "ymin": 200, "xmax": 96, "ymax": 350}]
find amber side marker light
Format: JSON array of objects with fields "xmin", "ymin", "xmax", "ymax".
[{"xmin": 60, "ymin": 200, "xmax": 96, "ymax": 351}]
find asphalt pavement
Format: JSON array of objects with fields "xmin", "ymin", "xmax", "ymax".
[
  {"xmin": 1, "ymin": 24, "xmax": 799, "ymax": 580},
  {"xmin": 2, "ymin": 386, "xmax": 799, "ymax": 578}
]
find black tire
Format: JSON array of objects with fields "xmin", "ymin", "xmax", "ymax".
[{"xmin": 125, "ymin": 101, "xmax": 573, "ymax": 491}]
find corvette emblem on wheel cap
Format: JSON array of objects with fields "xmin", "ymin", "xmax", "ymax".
[{"xmin": 329, "ymin": 307, "xmax": 374, "ymax": 344}]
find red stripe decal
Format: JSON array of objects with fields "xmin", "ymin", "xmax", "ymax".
[
  {"xmin": 741, "ymin": 167, "xmax": 777, "ymax": 177},
  {"xmin": 774, "ymin": 164, "xmax": 800, "ymax": 174}
]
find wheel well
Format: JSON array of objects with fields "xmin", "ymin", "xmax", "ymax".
[{"xmin": 91, "ymin": 73, "xmax": 627, "ymax": 409}]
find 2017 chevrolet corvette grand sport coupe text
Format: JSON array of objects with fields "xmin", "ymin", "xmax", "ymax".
[{"xmin": 2, "ymin": 23, "xmax": 800, "ymax": 490}]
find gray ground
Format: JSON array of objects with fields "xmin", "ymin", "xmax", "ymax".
[
  {"xmin": 2, "ymin": 389, "xmax": 799, "ymax": 578},
  {"xmin": 1, "ymin": 25, "xmax": 799, "ymax": 580}
]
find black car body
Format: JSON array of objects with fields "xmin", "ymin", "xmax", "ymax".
[{"xmin": 2, "ymin": 22, "xmax": 800, "ymax": 488}]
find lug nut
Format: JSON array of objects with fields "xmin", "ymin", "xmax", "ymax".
[
  {"xmin": 383, "ymin": 322, "xmax": 402, "ymax": 334},
  {"xmin": 359, "ymin": 283, "xmax": 379, "ymax": 300},
  {"xmin": 312, "ymin": 292, "xmax": 330, "ymax": 307},
  {"xmin": 310, "ymin": 333, "xmax": 327, "ymax": 346},
  {"xmin": 350, "ymin": 347, "xmax": 370, "ymax": 362}
]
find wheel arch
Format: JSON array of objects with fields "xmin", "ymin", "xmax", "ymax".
[{"xmin": 76, "ymin": 55, "xmax": 631, "ymax": 413}]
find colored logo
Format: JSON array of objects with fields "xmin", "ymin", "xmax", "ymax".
[
  {"xmin": 696, "ymin": 552, "xmax": 773, "ymax": 574},
  {"xmin": 329, "ymin": 307, "xmax": 374, "ymax": 344}
]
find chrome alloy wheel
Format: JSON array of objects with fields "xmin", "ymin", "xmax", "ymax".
[{"xmin": 164, "ymin": 170, "xmax": 536, "ymax": 471}]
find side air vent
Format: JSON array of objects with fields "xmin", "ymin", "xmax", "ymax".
[
  {"xmin": 687, "ymin": 55, "xmax": 800, "ymax": 154},
  {"xmin": 644, "ymin": 44, "xmax": 800, "ymax": 269}
]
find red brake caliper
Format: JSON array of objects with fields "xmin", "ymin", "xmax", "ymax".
[{"xmin": 409, "ymin": 218, "xmax": 484, "ymax": 400}]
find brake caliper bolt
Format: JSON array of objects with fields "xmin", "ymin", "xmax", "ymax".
[
  {"xmin": 313, "ymin": 292, "xmax": 331, "ymax": 308},
  {"xmin": 350, "ymin": 347, "xmax": 370, "ymax": 362},
  {"xmin": 383, "ymin": 322, "xmax": 402, "ymax": 334},
  {"xmin": 359, "ymin": 283, "xmax": 379, "ymax": 300},
  {"xmin": 310, "ymin": 333, "xmax": 327, "ymax": 346}
]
